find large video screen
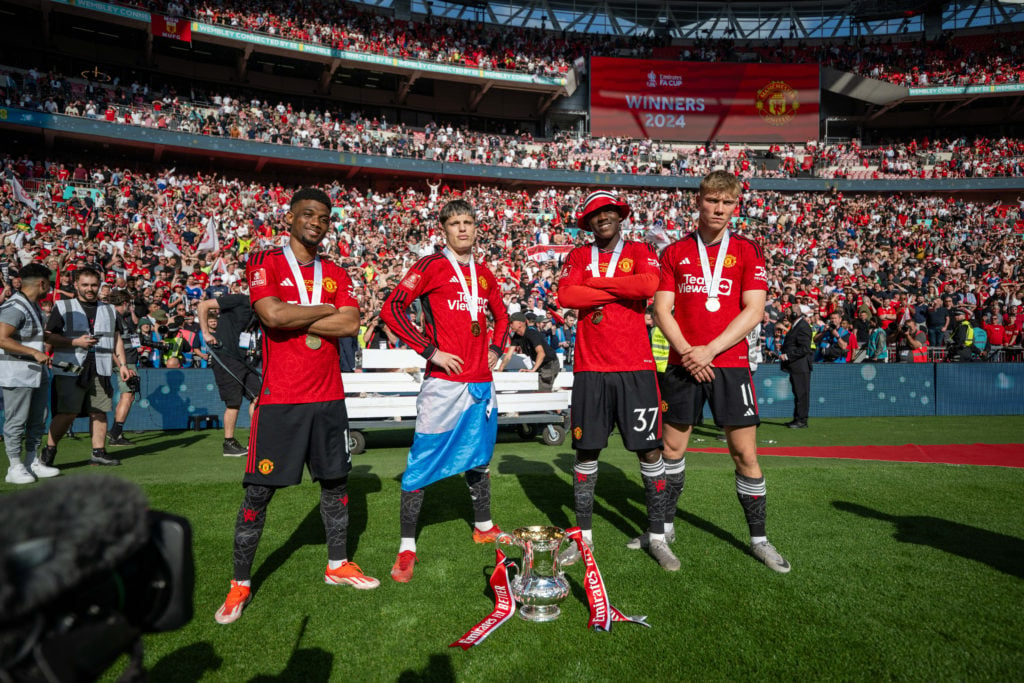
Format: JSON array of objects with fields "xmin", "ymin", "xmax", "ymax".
[{"xmin": 590, "ymin": 58, "xmax": 820, "ymax": 143}]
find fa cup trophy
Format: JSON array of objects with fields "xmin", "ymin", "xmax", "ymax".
[{"xmin": 496, "ymin": 526, "xmax": 571, "ymax": 622}]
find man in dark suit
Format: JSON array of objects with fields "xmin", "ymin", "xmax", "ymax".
[{"xmin": 780, "ymin": 304, "xmax": 813, "ymax": 428}]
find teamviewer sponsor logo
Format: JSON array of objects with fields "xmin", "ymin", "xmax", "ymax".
[{"xmin": 676, "ymin": 275, "xmax": 733, "ymax": 297}]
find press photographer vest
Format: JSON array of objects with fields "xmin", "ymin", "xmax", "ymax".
[
  {"xmin": 651, "ymin": 326, "xmax": 670, "ymax": 373},
  {"xmin": 52, "ymin": 298, "xmax": 117, "ymax": 377},
  {"xmin": 0, "ymin": 293, "xmax": 47, "ymax": 387},
  {"xmin": 160, "ymin": 337, "xmax": 184, "ymax": 365}
]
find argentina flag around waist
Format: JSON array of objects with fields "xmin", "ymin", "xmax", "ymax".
[{"xmin": 402, "ymin": 378, "xmax": 498, "ymax": 491}]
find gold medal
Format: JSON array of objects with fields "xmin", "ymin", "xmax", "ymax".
[
  {"xmin": 471, "ymin": 321, "xmax": 482, "ymax": 336},
  {"xmin": 305, "ymin": 333, "xmax": 322, "ymax": 350},
  {"xmin": 592, "ymin": 311, "xmax": 603, "ymax": 324}
]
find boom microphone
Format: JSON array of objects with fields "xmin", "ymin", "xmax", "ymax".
[
  {"xmin": 0, "ymin": 476, "xmax": 149, "ymax": 623},
  {"xmin": 0, "ymin": 477, "xmax": 194, "ymax": 681}
]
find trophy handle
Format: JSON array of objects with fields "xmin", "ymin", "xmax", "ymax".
[
  {"xmin": 496, "ymin": 532, "xmax": 521, "ymax": 566},
  {"xmin": 554, "ymin": 533, "xmax": 574, "ymax": 573}
]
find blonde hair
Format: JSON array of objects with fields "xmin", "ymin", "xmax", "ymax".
[{"xmin": 698, "ymin": 170, "xmax": 742, "ymax": 198}]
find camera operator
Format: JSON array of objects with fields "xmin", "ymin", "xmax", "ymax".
[
  {"xmin": 198, "ymin": 293, "xmax": 261, "ymax": 457},
  {"xmin": 41, "ymin": 267, "xmax": 132, "ymax": 468},
  {"xmin": 155, "ymin": 321, "xmax": 193, "ymax": 368},
  {"xmin": 0, "ymin": 264, "xmax": 60, "ymax": 484},
  {"xmin": 107, "ymin": 290, "xmax": 141, "ymax": 447},
  {"xmin": 813, "ymin": 311, "xmax": 849, "ymax": 363},
  {"xmin": 895, "ymin": 319, "xmax": 928, "ymax": 363},
  {"xmin": 362, "ymin": 311, "xmax": 399, "ymax": 350}
]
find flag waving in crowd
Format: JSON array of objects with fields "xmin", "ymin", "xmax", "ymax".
[{"xmin": 197, "ymin": 215, "xmax": 220, "ymax": 253}]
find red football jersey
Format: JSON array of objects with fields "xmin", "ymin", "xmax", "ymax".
[
  {"xmin": 558, "ymin": 240, "xmax": 660, "ymax": 372},
  {"xmin": 658, "ymin": 232, "xmax": 768, "ymax": 368},
  {"xmin": 247, "ymin": 248, "xmax": 358, "ymax": 405},
  {"xmin": 382, "ymin": 253, "xmax": 510, "ymax": 383}
]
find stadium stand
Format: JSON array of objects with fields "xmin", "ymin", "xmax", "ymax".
[{"xmin": 0, "ymin": 0, "xmax": 1022, "ymax": 378}]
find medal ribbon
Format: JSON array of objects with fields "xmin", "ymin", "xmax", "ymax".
[
  {"xmin": 696, "ymin": 230, "xmax": 730, "ymax": 305},
  {"xmin": 566, "ymin": 526, "xmax": 650, "ymax": 632},
  {"xmin": 589, "ymin": 238, "xmax": 624, "ymax": 279},
  {"xmin": 282, "ymin": 244, "xmax": 322, "ymax": 306},
  {"xmin": 443, "ymin": 247, "xmax": 479, "ymax": 327},
  {"xmin": 449, "ymin": 549, "xmax": 517, "ymax": 649},
  {"xmin": 589, "ymin": 238, "xmax": 624, "ymax": 321}
]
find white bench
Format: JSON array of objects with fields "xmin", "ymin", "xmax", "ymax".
[{"xmin": 342, "ymin": 349, "xmax": 573, "ymax": 453}]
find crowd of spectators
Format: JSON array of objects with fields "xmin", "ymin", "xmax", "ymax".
[
  {"xmin": 679, "ymin": 32, "xmax": 1024, "ymax": 89},
  {"xmin": 5, "ymin": 65, "xmax": 1024, "ymax": 181},
  {"xmin": 2, "ymin": 151, "xmax": 1022, "ymax": 370},
  {"xmin": 113, "ymin": 0, "xmax": 646, "ymax": 77},
  {"xmin": 93, "ymin": 0, "xmax": 1024, "ymax": 87},
  {"xmin": 819, "ymin": 32, "xmax": 1024, "ymax": 88}
]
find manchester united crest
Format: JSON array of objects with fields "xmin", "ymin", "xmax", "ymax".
[
  {"xmin": 258, "ymin": 459, "xmax": 274, "ymax": 475},
  {"xmin": 660, "ymin": 400, "xmax": 669, "ymax": 413},
  {"xmin": 618, "ymin": 258, "xmax": 634, "ymax": 273},
  {"xmin": 478, "ymin": 275, "xmax": 489, "ymax": 290},
  {"xmin": 573, "ymin": 426, "xmax": 583, "ymax": 440},
  {"xmin": 709, "ymin": 254, "xmax": 738, "ymax": 268},
  {"xmin": 755, "ymin": 81, "xmax": 799, "ymax": 126},
  {"xmin": 323, "ymin": 277, "xmax": 338, "ymax": 293}
]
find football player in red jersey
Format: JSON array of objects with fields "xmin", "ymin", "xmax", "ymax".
[
  {"xmin": 556, "ymin": 191, "xmax": 679, "ymax": 571},
  {"xmin": 215, "ymin": 188, "xmax": 378, "ymax": 626},
  {"xmin": 651, "ymin": 171, "xmax": 790, "ymax": 573},
  {"xmin": 380, "ymin": 199, "xmax": 510, "ymax": 583}
]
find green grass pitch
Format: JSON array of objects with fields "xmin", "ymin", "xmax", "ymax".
[{"xmin": 5, "ymin": 416, "xmax": 1023, "ymax": 682}]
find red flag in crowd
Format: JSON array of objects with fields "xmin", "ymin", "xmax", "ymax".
[{"xmin": 151, "ymin": 14, "xmax": 192, "ymax": 42}]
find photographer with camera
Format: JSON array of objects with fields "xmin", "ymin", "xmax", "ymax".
[
  {"xmin": 107, "ymin": 290, "xmax": 141, "ymax": 447},
  {"xmin": 814, "ymin": 311, "xmax": 849, "ymax": 363},
  {"xmin": 198, "ymin": 294, "xmax": 261, "ymax": 457},
  {"xmin": 41, "ymin": 267, "xmax": 133, "ymax": 468},
  {"xmin": 894, "ymin": 319, "xmax": 929, "ymax": 363},
  {"xmin": 153, "ymin": 322, "xmax": 193, "ymax": 368},
  {"xmin": 362, "ymin": 311, "xmax": 399, "ymax": 350},
  {"xmin": 0, "ymin": 264, "xmax": 60, "ymax": 484}
]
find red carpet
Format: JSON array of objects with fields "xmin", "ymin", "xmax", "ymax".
[{"xmin": 688, "ymin": 443, "xmax": 1024, "ymax": 468}]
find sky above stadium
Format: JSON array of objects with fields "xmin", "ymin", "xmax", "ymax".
[{"xmin": 352, "ymin": 0, "xmax": 1024, "ymax": 39}]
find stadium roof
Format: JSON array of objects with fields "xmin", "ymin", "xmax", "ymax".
[{"xmin": 365, "ymin": 0, "xmax": 1024, "ymax": 39}]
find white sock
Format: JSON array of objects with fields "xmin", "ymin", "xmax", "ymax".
[
  {"xmin": 475, "ymin": 520, "xmax": 494, "ymax": 532},
  {"xmin": 665, "ymin": 522, "xmax": 675, "ymax": 537},
  {"xmin": 649, "ymin": 532, "xmax": 665, "ymax": 542},
  {"xmin": 582, "ymin": 529, "xmax": 593, "ymax": 544},
  {"xmin": 751, "ymin": 535, "xmax": 768, "ymax": 545},
  {"xmin": 234, "ymin": 579, "xmax": 251, "ymax": 587},
  {"xmin": 328, "ymin": 559, "xmax": 347, "ymax": 570},
  {"xmin": 399, "ymin": 537, "xmax": 416, "ymax": 553}
]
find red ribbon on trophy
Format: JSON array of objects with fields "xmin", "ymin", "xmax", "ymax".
[
  {"xmin": 449, "ymin": 549, "xmax": 517, "ymax": 649},
  {"xmin": 565, "ymin": 526, "xmax": 650, "ymax": 632}
]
